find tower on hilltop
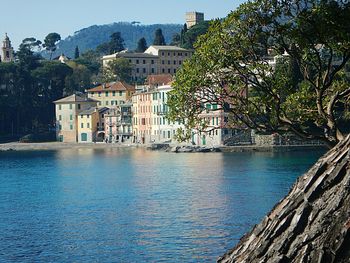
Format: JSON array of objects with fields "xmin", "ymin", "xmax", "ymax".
[
  {"xmin": 185, "ymin": 12, "xmax": 204, "ymax": 28},
  {"xmin": 1, "ymin": 33, "xmax": 14, "ymax": 63}
]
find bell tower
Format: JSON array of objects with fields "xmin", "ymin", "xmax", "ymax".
[{"xmin": 1, "ymin": 33, "xmax": 14, "ymax": 63}]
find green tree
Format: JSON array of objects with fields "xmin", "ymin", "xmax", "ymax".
[
  {"xmin": 74, "ymin": 46, "xmax": 80, "ymax": 59},
  {"xmin": 109, "ymin": 32, "xmax": 125, "ymax": 53},
  {"xmin": 180, "ymin": 21, "xmax": 210, "ymax": 49},
  {"xmin": 65, "ymin": 61, "xmax": 92, "ymax": 95},
  {"xmin": 153, "ymin": 28, "xmax": 166, "ymax": 45},
  {"xmin": 135, "ymin": 37, "xmax": 148, "ymax": 52},
  {"xmin": 168, "ymin": 0, "xmax": 350, "ymax": 148},
  {"xmin": 104, "ymin": 58, "xmax": 132, "ymax": 83},
  {"xmin": 43, "ymin": 33, "xmax": 61, "ymax": 60},
  {"xmin": 170, "ymin": 33, "xmax": 181, "ymax": 46},
  {"xmin": 96, "ymin": 32, "xmax": 125, "ymax": 55}
]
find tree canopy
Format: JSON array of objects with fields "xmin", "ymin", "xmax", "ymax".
[
  {"xmin": 104, "ymin": 58, "xmax": 132, "ymax": 84},
  {"xmin": 153, "ymin": 28, "xmax": 166, "ymax": 45},
  {"xmin": 135, "ymin": 37, "xmax": 148, "ymax": 52},
  {"xmin": 168, "ymin": 0, "xmax": 350, "ymax": 147},
  {"xmin": 43, "ymin": 33, "xmax": 61, "ymax": 60}
]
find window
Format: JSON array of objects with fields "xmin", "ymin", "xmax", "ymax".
[
  {"xmin": 119, "ymin": 91, "xmax": 123, "ymax": 96},
  {"xmin": 136, "ymin": 59, "xmax": 139, "ymax": 64},
  {"xmin": 213, "ymin": 104, "xmax": 218, "ymax": 110},
  {"xmin": 58, "ymin": 104, "xmax": 62, "ymax": 110},
  {"xmin": 59, "ymin": 115, "xmax": 62, "ymax": 121},
  {"xmin": 106, "ymin": 91, "xmax": 109, "ymax": 97},
  {"xmin": 59, "ymin": 124, "xmax": 62, "ymax": 130},
  {"xmin": 168, "ymin": 60, "xmax": 170, "ymax": 65},
  {"xmin": 168, "ymin": 131, "xmax": 171, "ymax": 138},
  {"xmin": 151, "ymin": 60, "xmax": 154, "ymax": 64},
  {"xmin": 106, "ymin": 101, "xmax": 109, "ymax": 105},
  {"xmin": 111, "ymin": 101, "xmax": 114, "ymax": 105},
  {"xmin": 161, "ymin": 52, "xmax": 164, "ymax": 56},
  {"xmin": 70, "ymin": 124, "xmax": 73, "ymax": 130},
  {"xmin": 69, "ymin": 104, "xmax": 72, "ymax": 109},
  {"xmin": 143, "ymin": 68, "xmax": 146, "ymax": 73},
  {"xmin": 174, "ymin": 60, "xmax": 176, "ymax": 65},
  {"xmin": 113, "ymin": 91, "xmax": 116, "ymax": 96},
  {"xmin": 87, "ymin": 123, "xmax": 90, "ymax": 129},
  {"xmin": 162, "ymin": 69, "xmax": 165, "ymax": 73},
  {"xmin": 168, "ymin": 69, "xmax": 171, "ymax": 73},
  {"xmin": 136, "ymin": 68, "xmax": 139, "ymax": 73},
  {"xmin": 70, "ymin": 114, "xmax": 73, "ymax": 120},
  {"xmin": 99, "ymin": 102, "xmax": 102, "ymax": 106},
  {"xmin": 151, "ymin": 68, "xmax": 155, "ymax": 73},
  {"xmin": 179, "ymin": 60, "xmax": 182, "ymax": 65},
  {"xmin": 87, "ymin": 115, "xmax": 90, "ymax": 118},
  {"xmin": 185, "ymin": 53, "xmax": 188, "ymax": 56},
  {"xmin": 162, "ymin": 60, "xmax": 165, "ymax": 64},
  {"xmin": 77, "ymin": 104, "xmax": 81, "ymax": 110},
  {"xmin": 216, "ymin": 117, "xmax": 219, "ymax": 126},
  {"xmin": 98, "ymin": 92, "xmax": 101, "ymax": 97},
  {"xmin": 167, "ymin": 52, "xmax": 170, "ymax": 56},
  {"xmin": 143, "ymin": 60, "xmax": 146, "ymax": 64},
  {"xmin": 81, "ymin": 123, "xmax": 84, "ymax": 128},
  {"xmin": 174, "ymin": 69, "xmax": 176, "ymax": 73}
]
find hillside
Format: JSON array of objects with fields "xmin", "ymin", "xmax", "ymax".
[{"xmin": 46, "ymin": 22, "xmax": 182, "ymax": 58}]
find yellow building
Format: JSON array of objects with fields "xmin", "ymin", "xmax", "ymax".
[
  {"xmin": 86, "ymin": 81, "xmax": 135, "ymax": 108},
  {"xmin": 77, "ymin": 107, "xmax": 109, "ymax": 143},
  {"xmin": 54, "ymin": 94, "xmax": 98, "ymax": 142},
  {"xmin": 102, "ymin": 45, "xmax": 193, "ymax": 82}
]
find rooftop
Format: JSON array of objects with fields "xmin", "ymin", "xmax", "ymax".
[
  {"xmin": 87, "ymin": 82, "xmax": 135, "ymax": 92},
  {"xmin": 53, "ymin": 94, "xmax": 98, "ymax": 104},
  {"xmin": 146, "ymin": 74, "xmax": 173, "ymax": 86}
]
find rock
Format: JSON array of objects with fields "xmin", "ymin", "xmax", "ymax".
[{"xmin": 218, "ymin": 135, "xmax": 350, "ymax": 263}]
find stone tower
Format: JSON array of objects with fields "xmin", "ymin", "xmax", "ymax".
[
  {"xmin": 185, "ymin": 12, "xmax": 204, "ymax": 28},
  {"xmin": 1, "ymin": 33, "xmax": 14, "ymax": 63}
]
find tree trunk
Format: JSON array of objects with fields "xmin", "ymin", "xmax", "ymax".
[{"xmin": 218, "ymin": 135, "xmax": 350, "ymax": 263}]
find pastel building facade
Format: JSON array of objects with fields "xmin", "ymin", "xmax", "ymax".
[
  {"xmin": 54, "ymin": 94, "xmax": 98, "ymax": 142},
  {"xmin": 77, "ymin": 107, "xmax": 109, "ymax": 143},
  {"xmin": 102, "ymin": 45, "xmax": 192, "ymax": 82},
  {"xmin": 86, "ymin": 81, "xmax": 135, "ymax": 108},
  {"xmin": 104, "ymin": 103, "xmax": 133, "ymax": 143}
]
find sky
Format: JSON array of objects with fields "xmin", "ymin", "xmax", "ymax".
[{"xmin": 0, "ymin": 0, "xmax": 246, "ymax": 50}]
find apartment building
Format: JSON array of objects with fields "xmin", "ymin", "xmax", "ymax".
[
  {"xmin": 54, "ymin": 94, "xmax": 98, "ymax": 142},
  {"xmin": 86, "ymin": 81, "xmax": 135, "ymax": 108},
  {"xmin": 102, "ymin": 45, "xmax": 192, "ymax": 82}
]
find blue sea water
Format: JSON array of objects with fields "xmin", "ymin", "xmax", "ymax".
[{"xmin": 0, "ymin": 148, "xmax": 324, "ymax": 262}]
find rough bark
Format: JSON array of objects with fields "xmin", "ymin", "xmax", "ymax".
[{"xmin": 218, "ymin": 135, "xmax": 350, "ymax": 263}]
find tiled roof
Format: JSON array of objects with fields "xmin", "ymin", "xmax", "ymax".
[
  {"xmin": 87, "ymin": 82, "xmax": 135, "ymax": 92},
  {"xmin": 53, "ymin": 94, "xmax": 98, "ymax": 104},
  {"xmin": 148, "ymin": 45, "xmax": 189, "ymax": 51},
  {"xmin": 146, "ymin": 74, "xmax": 173, "ymax": 86}
]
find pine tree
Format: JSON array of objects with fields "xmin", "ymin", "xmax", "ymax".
[
  {"xmin": 153, "ymin": 28, "xmax": 166, "ymax": 45},
  {"xmin": 74, "ymin": 46, "xmax": 80, "ymax": 59},
  {"xmin": 135, "ymin": 37, "xmax": 148, "ymax": 52}
]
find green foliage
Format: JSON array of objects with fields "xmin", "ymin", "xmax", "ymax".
[
  {"xmin": 180, "ymin": 21, "xmax": 210, "ymax": 49},
  {"xmin": 168, "ymin": 0, "xmax": 350, "ymax": 146},
  {"xmin": 52, "ymin": 23, "xmax": 182, "ymax": 58},
  {"xmin": 135, "ymin": 37, "xmax": 148, "ymax": 52},
  {"xmin": 74, "ymin": 46, "xmax": 80, "ymax": 59},
  {"xmin": 0, "ymin": 38, "xmax": 74, "ymax": 136},
  {"xmin": 153, "ymin": 28, "xmax": 166, "ymax": 45},
  {"xmin": 96, "ymin": 32, "xmax": 125, "ymax": 55},
  {"xmin": 104, "ymin": 58, "xmax": 132, "ymax": 83},
  {"xmin": 65, "ymin": 61, "xmax": 92, "ymax": 95},
  {"xmin": 43, "ymin": 33, "xmax": 61, "ymax": 60}
]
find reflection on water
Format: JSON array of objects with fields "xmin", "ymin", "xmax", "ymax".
[{"xmin": 0, "ymin": 148, "xmax": 324, "ymax": 262}]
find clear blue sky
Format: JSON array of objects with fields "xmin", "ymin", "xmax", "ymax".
[{"xmin": 1, "ymin": 0, "xmax": 246, "ymax": 49}]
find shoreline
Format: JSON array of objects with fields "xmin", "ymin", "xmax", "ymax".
[{"xmin": 0, "ymin": 141, "xmax": 327, "ymax": 152}]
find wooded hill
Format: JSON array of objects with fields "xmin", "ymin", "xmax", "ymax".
[{"xmin": 42, "ymin": 22, "xmax": 182, "ymax": 58}]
